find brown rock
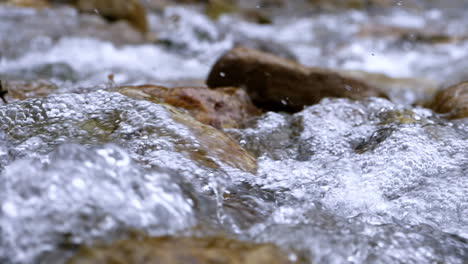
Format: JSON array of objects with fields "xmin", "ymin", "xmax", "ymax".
[
  {"xmin": 205, "ymin": 0, "xmax": 236, "ymax": 20},
  {"xmin": 167, "ymin": 105, "xmax": 258, "ymax": 173},
  {"xmin": 76, "ymin": 0, "xmax": 148, "ymax": 34},
  {"xmin": 119, "ymin": 85, "xmax": 261, "ymax": 129},
  {"xmin": 0, "ymin": 80, "xmax": 58, "ymax": 103},
  {"xmin": 7, "ymin": 0, "xmax": 49, "ymax": 8},
  {"xmin": 118, "ymin": 89, "xmax": 258, "ymax": 173},
  {"xmin": 207, "ymin": 46, "xmax": 387, "ymax": 112},
  {"xmin": 67, "ymin": 235, "xmax": 296, "ymax": 264},
  {"xmin": 427, "ymin": 81, "xmax": 468, "ymax": 119}
]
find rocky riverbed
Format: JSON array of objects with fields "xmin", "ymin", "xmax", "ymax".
[{"xmin": 0, "ymin": 0, "xmax": 467, "ymax": 263}]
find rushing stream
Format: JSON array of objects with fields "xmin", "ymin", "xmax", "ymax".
[{"xmin": 0, "ymin": 1, "xmax": 467, "ymax": 263}]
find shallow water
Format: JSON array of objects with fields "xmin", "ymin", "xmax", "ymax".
[{"xmin": 0, "ymin": 2, "xmax": 467, "ymax": 264}]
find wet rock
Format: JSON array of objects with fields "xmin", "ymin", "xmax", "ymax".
[
  {"xmin": 205, "ymin": 0, "xmax": 236, "ymax": 20},
  {"xmin": 0, "ymin": 80, "xmax": 58, "ymax": 102},
  {"xmin": 207, "ymin": 46, "xmax": 387, "ymax": 112},
  {"xmin": 377, "ymin": 109, "xmax": 423, "ymax": 125},
  {"xmin": 6, "ymin": 0, "xmax": 49, "ymax": 7},
  {"xmin": 67, "ymin": 235, "xmax": 295, "ymax": 264},
  {"xmin": 133, "ymin": 97, "xmax": 258, "ymax": 173},
  {"xmin": 205, "ymin": 0, "xmax": 272, "ymax": 23},
  {"xmin": 119, "ymin": 85, "xmax": 261, "ymax": 129},
  {"xmin": 0, "ymin": 91, "xmax": 257, "ymax": 173},
  {"xmin": 77, "ymin": 14, "xmax": 151, "ymax": 44},
  {"xmin": 427, "ymin": 81, "xmax": 468, "ymax": 119},
  {"xmin": 240, "ymin": 9, "xmax": 272, "ymax": 24},
  {"xmin": 0, "ymin": 80, "xmax": 7, "ymax": 104},
  {"xmin": 75, "ymin": 0, "xmax": 148, "ymax": 33},
  {"xmin": 354, "ymin": 127, "xmax": 395, "ymax": 154}
]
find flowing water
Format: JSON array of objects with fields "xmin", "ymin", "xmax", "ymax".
[{"xmin": 0, "ymin": 1, "xmax": 467, "ymax": 264}]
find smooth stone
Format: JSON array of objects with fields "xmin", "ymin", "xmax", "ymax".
[
  {"xmin": 207, "ymin": 46, "xmax": 387, "ymax": 112},
  {"xmin": 427, "ymin": 81, "xmax": 468, "ymax": 119}
]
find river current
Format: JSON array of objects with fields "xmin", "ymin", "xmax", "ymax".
[{"xmin": 0, "ymin": 2, "xmax": 467, "ymax": 264}]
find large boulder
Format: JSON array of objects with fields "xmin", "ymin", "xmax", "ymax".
[
  {"xmin": 207, "ymin": 46, "xmax": 387, "ymax": 112},
  {"xmin": 67, "ymin": 235, "xmax": 296, "ymax": 264},
  {"xmin": 119, "ymin": 85, "xmax": 261, "ymax": 129},
  {"xmin": 427, "ymin": 81, "xmax": 468, "ymax": 119}
]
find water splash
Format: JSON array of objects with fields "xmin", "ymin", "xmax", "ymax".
[{"xmin": 0, "ymin": 144, "xmax": 194, "ymax": 263}]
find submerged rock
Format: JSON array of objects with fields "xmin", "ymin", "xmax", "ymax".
[
  {"xmin": 339, "ymin": 70, "xmax": 439, "ymax": 105},
  {"xmin": 207, "ymin": 46, "xmax": 387, "ymax": 112},
  {"xmin": 427, "ymin": 81, "xmax": 468, "ymax": 119},
  {"xmin": 358, "ymin": 24, "xmax": 465, "ymax": 44},
  {"xmin": 119, "ymin": 85, "xmax": 261, "ymax": 129},
  {"xmin": 165, "ymin": 104, "xmax": 258, "ymax": 173},
  {"xmin": 0, "ymin": 90, "xmax": 257, "ymax": 173},
  {"xmin": 75, "ymin": 0, "xmax": 148, "ymax": 33},
  {"xmin": 67, "ymin": 235, "xmax": 296, "ymax": 264}
]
